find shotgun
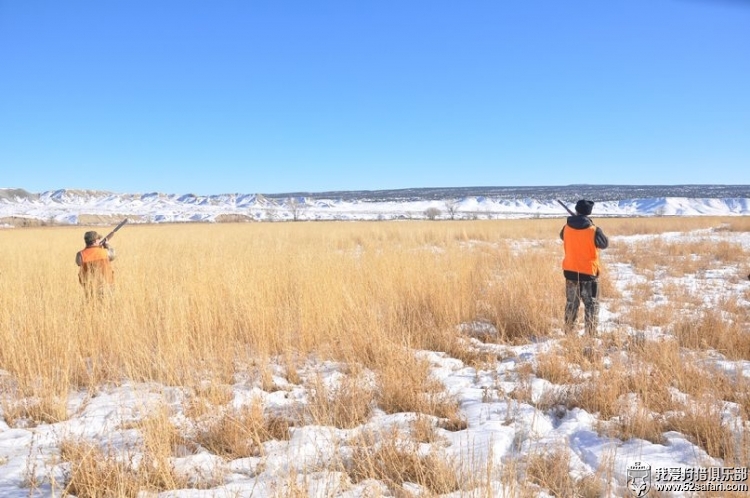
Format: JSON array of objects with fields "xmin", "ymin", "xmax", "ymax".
[
  {"xmin": 100, "ymin": 218, "xmax": 128, "ymax": 245},
  {"xmin": 556, "ymin": 199, "xmax": 576, "ymax": 217}
]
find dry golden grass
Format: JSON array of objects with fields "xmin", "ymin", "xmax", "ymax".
[
  {"xmin": 183, "ymin": 383, "xmax": 234, "ymax": 420},
  {"xmin": 346, "ymin": 429, "xmax": 462, "ymax": 495},
  {"xmin": 0, "ymin": 220, "xmax": 565, "ymax": 416},
  {"xmin": 617, "ymin": 299, "xmax": 676, "ymax": 330},
  {"xmin": 601, "ymin": 215, "xmax": 743, "ymax": 236},
  {"xmin": 60, "ymin": 407, "xmax": 192, "ymax": 496},
  {"xmin": 1, "ymin": 216, "xmax": 749, "ymax": 494},
  {"xmin": 305, "ymin": 371, "xmax": 375, "ymax": 429},
  {"xmin": 642, "ymin": 239, "xmax": 744, "ymax": 277},
  {"xmin": 375, "ymin": 347, "xmax": 468, "ymax": 430},
  {"xmin": 671, "ymin": 308, "xmax": 750, "ymax": 360},
  {"xmin": 523, "ymin": 446, "xmax": 603, "ymax": 498},
  {"xmin": 0, "ymin": 220, "xmax": 507, "ymax": 495},
  {"xmin": 191, "ymin": 401, "xmax": 291, "ymax": 459},
  {"xmin": 410, "ymin": 414, "xmax": 440, "ymax": 443},
  {"xmin": 663, "ymin": 402, "xmax": 740, "ymax": 462},
  {"xmin": 60, "ymin": 441, "xmax": 144, "ymax": 498},
  {"xmin": 1, "ymin": 394, "xmax": 69, "ymax": 427},
  {"xmin": 15, "ymin": 216, "xmax": 741, "ymax": 401},
  {"xmin": 534, "ymin": 348, "xmax": 579, "ymax": 385}
]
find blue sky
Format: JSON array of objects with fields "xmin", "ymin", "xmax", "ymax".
[{"xmin": 1, "ymin": 1, "xmax": 748, "ymax": 195}]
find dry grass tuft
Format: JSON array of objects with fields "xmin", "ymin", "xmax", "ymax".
[
  {"xmin": 347, "ymin": 430, "xmax": 462, "ymax": 495},
  {"xmin": 664, "ymin": 402, "xmax": 739, "ymax": 462},
  {"xmin": 193, "ymin": 402, "xmax": 290, "ymax": 459},
  {"xmin": 603, "ymin": 399, "xmax": 667, "ymax": 445},
  {"xmin": 524, "ymin": 447, "xmax": 603, "ymax": 498},
  {"xmin": 410, "ymin": 415, "xmax": 440, "ymax": 443},
  {"xmin": 305, "ymin": 372, "xmax": 375, "ymax": 428},
  {"xmin": 60, "ymin": 408, "xmax": 191, "ymax": 498},
  {"xmin": 534, "ymin": 349, "xmax": 578, "ymax": 385},
  {"xmin": 1, "ymin": 395, "xmax": 69, "ymax": 427},
  {"xmin": 184, "ymin": 383, "xmax": 234, "ymax": 420},
  {"xmin": 482, "ymin": 249, "xmax": 561, "ymax": 343},
  {"xmin": 375, "ymin": 349, "xmax": 465, "ymax": 430},
  {"xmin": 60, "ymin": 441, "xmax": 143, "ymax": 498},
  {"xmin": 672, "ymin": 308, "xmax": 750, "ymax": 360}
]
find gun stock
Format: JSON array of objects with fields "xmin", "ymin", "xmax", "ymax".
[{"xmin": 101, "ymin": 218, "xmax": 128, "ymax": 244}]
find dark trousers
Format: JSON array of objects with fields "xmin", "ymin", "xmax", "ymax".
[{"xmin": 564, "ymin": 278, "xmax": 599, "ymax": 335}]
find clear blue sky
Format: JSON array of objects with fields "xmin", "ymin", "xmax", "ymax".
[{"xmin": 1, "ymin": 1, "xmax": 748, "ymax": 195}]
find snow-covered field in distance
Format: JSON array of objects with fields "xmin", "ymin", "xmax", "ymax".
[{"xmin": 1, "ymin": 185, "xmax": 750, "ymax": 225}]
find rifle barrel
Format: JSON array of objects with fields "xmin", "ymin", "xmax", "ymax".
[
  {"xmin": 102, "ymin": 218, "xmax": 128, "ymax": 242},
  {"xmin": 556, "ymin": 200, "xmax": 576, "ymax": 217}
]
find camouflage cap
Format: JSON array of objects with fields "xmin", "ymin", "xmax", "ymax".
[{"xmin": 84, "ymin": 231, "xmax": 101, "ymax": 245}]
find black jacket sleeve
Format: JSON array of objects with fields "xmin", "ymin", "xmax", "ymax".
[{"xmin": 594, "ymin": 227, "xmax": 609, "ymax": 249}]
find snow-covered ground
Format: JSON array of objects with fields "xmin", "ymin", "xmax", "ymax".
[{"xmin": 1, "ymin": 225, "xmax": 749, "ymax": 497}]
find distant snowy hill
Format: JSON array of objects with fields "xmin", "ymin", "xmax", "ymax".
[{"xmin": 1, "ymin": 185, "xmax": 749, "ymax": 226}]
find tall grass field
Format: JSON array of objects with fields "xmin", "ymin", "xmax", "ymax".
[{"xmin": 0, "ymin": 217, "xmax": 749, "ymax": 496}]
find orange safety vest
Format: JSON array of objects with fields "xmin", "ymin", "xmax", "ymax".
[
  {"xmin": 562, "ymin": 225, "xmax": 600, "ymax": 276},
  {"xmin": 78, "ymin": 246, "xmax": 114, "ymax": 286}
]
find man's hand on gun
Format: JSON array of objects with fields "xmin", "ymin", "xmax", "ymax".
[{"xmin": 98, "ymin": 219, "xmax": 128, "ymax": 249}]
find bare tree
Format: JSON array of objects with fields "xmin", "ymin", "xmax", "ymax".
[
  {"xmin": 444, "ymin": 199, "xmax": 460, "ymax": 220},
  {"xmin": 264, "ymin": 206, "xmax": 279, "ymax": 222},
  {"xmin": 286, "ymin": 197, "xmax": 307, "ymax": 221},
  {"xmin": 257, "ymin": 196, "xmax": 279, "ymax": 222},
  {"xmin": 424, "ymin": 207, "xmax": 441, "ymax": 220}
]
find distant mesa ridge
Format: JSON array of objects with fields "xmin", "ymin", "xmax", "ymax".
[
  {"xmin": 3, "ymin": 184, "xmax": 750, "ymax": 201},
  {"xmin": 1, "ymin": 185, "xmax": 749, "ymax": 225}
]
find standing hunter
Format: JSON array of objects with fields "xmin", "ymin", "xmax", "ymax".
[
  {"xmin": 76, "ymin": 230, "xmax": 116, "ymax": 299},
  {"xmin": 560, "ymin": 199, "xmax": 609, "ymax": 336}
]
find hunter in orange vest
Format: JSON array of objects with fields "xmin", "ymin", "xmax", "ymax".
[
  {"xmin": 76, "ymin": 230, "xmax": 116, "ymax": 298},
  {"xmin": 560, "ymin": 200, "xmax": 608, "ymax": 335}
]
